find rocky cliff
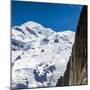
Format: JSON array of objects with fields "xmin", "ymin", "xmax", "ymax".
[{"xmin": 56, "ymin": 6, "xmax": 87, "ymax": 86}]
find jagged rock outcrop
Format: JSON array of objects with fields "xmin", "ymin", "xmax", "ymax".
[{"xmin": 56, "ymin": 6, "xmax": 87, "ymax": 86}]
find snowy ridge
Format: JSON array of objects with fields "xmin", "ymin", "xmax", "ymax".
[{"xmin": 12, "ymin": 21, "xmax": 75, "ymax": 89}]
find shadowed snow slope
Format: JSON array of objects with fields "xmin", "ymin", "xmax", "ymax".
[{"xmin": 12, "ymin": 21, "xmax": 75, "ymax": 89}]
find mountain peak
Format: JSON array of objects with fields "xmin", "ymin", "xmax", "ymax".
[
  {"xmin": 12, "ymin": 21, "xmax": 75, "ymax": 88},
  {"xmin": 20, "ymin": 21, "xmax": 45, "ymax": 30}
]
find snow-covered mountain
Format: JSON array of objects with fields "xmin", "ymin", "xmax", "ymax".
[{"xmin": 12, "ymin": 21, "xmax": 75, "ymax": 89}]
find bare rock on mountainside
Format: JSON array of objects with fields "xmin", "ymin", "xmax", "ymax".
[{"xmin": 56, "ymin": 6, "xmax": 87, "ymax": 86}]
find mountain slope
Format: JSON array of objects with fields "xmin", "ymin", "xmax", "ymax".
[{"xmin": 11, "ymin": 21, "xmax": 75, "ymax": 89}]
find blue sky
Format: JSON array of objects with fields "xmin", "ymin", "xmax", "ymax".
[{"xmin": 12, "ymin": 1, "xmax": 83, "ymax": 32}]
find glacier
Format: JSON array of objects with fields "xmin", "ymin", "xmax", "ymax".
[{"xmin": 11, "ymin": 21, "xmax": 75, "ymax": 89}]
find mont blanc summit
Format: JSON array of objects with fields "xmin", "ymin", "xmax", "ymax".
[{"xmin": 12, "ymin": 21, "xmax": 75, "ymax": 89}]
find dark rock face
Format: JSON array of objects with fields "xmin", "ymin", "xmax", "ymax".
[
  {"xmin": 56, "ymin": 76, "xmax": 64, "ymax": 86},
  {"xmin": 56, "ymin": 6, "xmax": 87, "ymax": 86}
]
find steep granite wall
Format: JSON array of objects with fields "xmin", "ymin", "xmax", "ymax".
[{"xmin": 56, "ymin": 6, "xmax": 87, "ymax": 86}]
